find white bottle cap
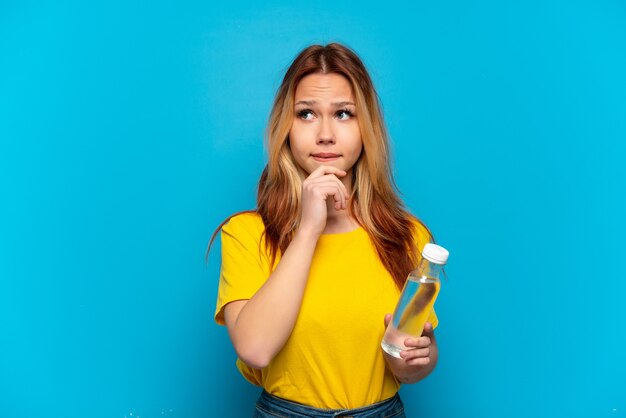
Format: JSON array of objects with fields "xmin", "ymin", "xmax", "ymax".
[{"xmin": 422, "ymin": 243, "xmax": 449, "ymax": 265}]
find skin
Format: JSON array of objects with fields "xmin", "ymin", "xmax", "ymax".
[
  {"xmin": 224, "ymin": 73, "xmax": 437, "ymax": 384},
  {"xmin": 289, "ymin": 72, "xmax": 362, "ymax": 234}
]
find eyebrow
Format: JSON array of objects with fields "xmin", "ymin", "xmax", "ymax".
[{"xmin": 295, "ymin": 100, "xmax": 356, "ymax": 107}]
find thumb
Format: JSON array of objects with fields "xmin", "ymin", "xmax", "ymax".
[{"xmin": 383, "ymin": 313, "xmax": 392, "ymax": 327}]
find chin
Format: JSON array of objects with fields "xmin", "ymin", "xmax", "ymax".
[{"xmin": 312, "ymin": 162, "xmax": 343, "ymax": 171}]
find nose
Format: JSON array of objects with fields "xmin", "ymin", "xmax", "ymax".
[{"xmin": 316, "ymin": 118, "xmax": 335, "ymax": 145}]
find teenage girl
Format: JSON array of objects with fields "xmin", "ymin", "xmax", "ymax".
[{"xmin": 211, "ymin": 43, "xmax": 439, "ymax": 418}]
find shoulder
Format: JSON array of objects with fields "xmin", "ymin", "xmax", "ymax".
[
  {"xmin": 223, "ymin": 211, "xmax": 265, "ymax": 235},
  {"xmin": 221, "ymin": 211, "xmax": 266, "ymax": 248}
]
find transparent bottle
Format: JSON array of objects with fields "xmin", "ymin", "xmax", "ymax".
[{"xmin": 381, "ymin": 243, "xmax": 449, "ymax": 358}]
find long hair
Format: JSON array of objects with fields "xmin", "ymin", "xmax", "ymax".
[{"xmin": 208, "ymin": 43, "xmax": 432, "ymax": 288}]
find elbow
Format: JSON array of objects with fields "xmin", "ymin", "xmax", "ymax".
[
  {"xmin": 239, "ymin": 354, "xmax": 270, "ymax": 370},
  {"xmin": 235, "ymin": 345, "xmax": 273, "ymax": 369}
]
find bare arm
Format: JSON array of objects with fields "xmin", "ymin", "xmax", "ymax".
[
  {"xmin": 223, "ymin": 166, "xmax": 348, "ymax": 369},
  {"xmin": 223, "ymin": 229, "xmax": 318, "ymax": 368}
]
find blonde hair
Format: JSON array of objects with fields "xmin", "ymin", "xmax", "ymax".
[{"xmin": 210, "ymin": 43, "xmax": 432, "ymax": 288}]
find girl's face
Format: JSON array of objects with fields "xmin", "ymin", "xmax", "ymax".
[{"xmin": 289, "ymin": 73, "xmax": 363, "ymax": 178}]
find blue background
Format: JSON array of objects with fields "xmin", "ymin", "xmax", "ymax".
[{"xmin": 1, "ymin": 1, "xmax": 625, "ymax": 417}]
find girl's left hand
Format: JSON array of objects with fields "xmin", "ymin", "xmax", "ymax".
[
  {"xmin": 383, "ymin": 314, "xmax": 433, "ymax": 366},
  {"xmin": 382, "ymin": 314, "xmax": 438, "ymax": 383},
  {"xmin": 398, "ymin": 322, "xmax": 434, "ymax": 366}
]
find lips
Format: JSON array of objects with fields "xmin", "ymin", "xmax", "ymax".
[{"xmin": 312, "ymin": 153, "xmax": 341, "ymax": 161}]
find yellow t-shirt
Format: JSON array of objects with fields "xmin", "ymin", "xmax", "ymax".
[{"xmin": 215, "ymin": 212, "xmax": 438, "ymax": 409}]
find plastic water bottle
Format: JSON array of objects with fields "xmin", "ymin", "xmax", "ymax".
[{"xmin": 381, "ymin": 243, "xmax": 449, "ymax": 358}]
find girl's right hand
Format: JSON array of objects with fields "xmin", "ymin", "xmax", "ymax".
[{"xmin": 298, "ymin": 165, "xmax": 349, "ymax": 237}]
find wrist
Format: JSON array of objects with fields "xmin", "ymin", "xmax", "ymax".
[{"xmin": 294, "ymin": 225, "xmax": 322, "ymax": 242}]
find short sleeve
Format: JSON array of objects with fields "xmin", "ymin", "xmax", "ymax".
[{"xmin": 214, "ymin": 213, "xmax": 271, "ymax": 325}]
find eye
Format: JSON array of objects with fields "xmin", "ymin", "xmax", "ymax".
[
  {"xmin": 336, "ymin": 109, "xmax": 354, "ymax": 121},
  {"xmin": 297, "ymin": 109, "xmax": 315, "ymax": 121}
]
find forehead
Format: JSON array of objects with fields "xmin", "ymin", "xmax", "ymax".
[{"xmin": 294, "ymin": 73, "xmax": 354, "ymax": 100}]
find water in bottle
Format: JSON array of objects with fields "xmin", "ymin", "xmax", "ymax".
[{"xmin": 381, "ymin": 243, "xmax": 449, "ymax": 358}]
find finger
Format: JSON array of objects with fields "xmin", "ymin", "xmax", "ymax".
[
  {"xmin": 406, "ymin": 356, "xmax": 431, "ymax": 367},
  {"xmin": 307, "ymin": 174, "xmax": 348, "ymax": 208},
  {"xmin": 306, "ymin": 167, "xmax": 348, "ymax": 208},
  {"xmin": 313, "ymin": 174, "xmax": 348, "ymax": 210},
  {"xmin": 307, "ymin": 165, "xmax": 347, "ymax": 180},
  {"xmin": 313, "ymin": 185, "xmax": 346, "ymax": 210},
  {"xmin": 400, "ymin": 347, "xmax": 430, "ymax": 361},
  {"xmin": 324, "ymin": 179, "xmax": 348, "ymax": 210},
  {"xmin": 325, "ymin": 184, "xmax": 345, "ymax": 210},
  {"xmin": 328, "ymin": 173, "xmax": 349, "ymax": 201},
  {"xmin": 304, "ymin": 176, "xmax": 345, "ymax": 203},
  {"xmin": 423, "ymin": 322, "xmax": 434, "ymax": 334},
  {"xmin": 404, "ymin": 336, "xmax": 431, "ymax": 348},
  {"xmin": 383, "ymin": 313, "xmax": 392, "ymax": 327}
]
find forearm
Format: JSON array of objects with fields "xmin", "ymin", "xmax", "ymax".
[{"xmin": 226, "ymin": 228, "xmax": 319, "ymax": 368}]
